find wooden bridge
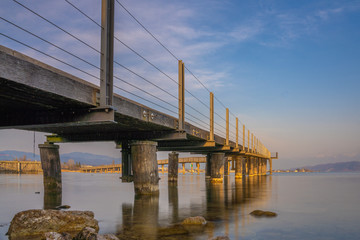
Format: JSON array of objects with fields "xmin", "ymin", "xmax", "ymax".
[
  {"xmin": 0, "ymin": 160, "xmax": 42, "ymax": 173},
  {"xmin": 0, "ymin": 0, "xmax": 278, "ymax": 195}
]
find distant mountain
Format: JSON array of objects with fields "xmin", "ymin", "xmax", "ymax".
[
  {"xmin": 301, "ymin": 161, "xmax": 360, "ymax": 172},
  {"xmin": 0, "ymin": 150, "xmax": 40, "ymax": 161},
  {"xmin": 0, "ymin": 150, "xmax": 120, "ymax": 166}
]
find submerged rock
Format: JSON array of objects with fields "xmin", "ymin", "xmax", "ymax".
[
  {"xmin": 250, "ymin": 210, "xmax": 277, "ymax": 217},
  {"xmin": 7, "ymin": 209, "xmax": 99, "ymax": 239},
  {"xmin": 45, "ymin": 232, "xmax": 72, "ymax": 240},
  {"xmin": 181, "ymin": 216, "xmax": 207, "ymax": 225},
  {"xmin": 56, "ymin": 205, "xmax": 71, "ymax": 209},
  {"xmin": 74, "ymin": 227, "xmax": 119, "ymax": 240}
]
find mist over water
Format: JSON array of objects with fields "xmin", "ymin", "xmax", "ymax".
[{"xmin": 1, "ymin": 172, "xmax": 360, "ymax": 239}]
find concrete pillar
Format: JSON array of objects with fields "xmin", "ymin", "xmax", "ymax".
[
  {"xmin": 248, "ymin": 157, "xmax": 254, "ymax": 176},
  {"xmin": 242, "ymin": 157, "xmax": 246, "ymax": 176},
  {"xmin": 168, "ymin": 182, "xmax": 179, "ymax": 222},
  {"xmin": 210, "ymin": 152, "xmax": 225, "ymax": 183},
  {"xmin": 223, "ymin": 157, "xmax": 229, "ymax": 176},
  {"xmin": 235, "ymin": 156, "xmax": 242, "ymax": 179},
  {"xmin": 231, "ymin": 158, "xmax": 235, "ymax": 170},
  {"xmin": 182, "ymin": 163, "xmax": 186, "ymax": 174},
  {"xmin": 39, "ymin": 143, "xmax": 62, "ymax": 195},
  {"xmin": 168, "ymin": 152, "xmax": 179, "ymax": 182},
  {"xmin": 254, "ymin": 158, "xmax": 258, "ymax": 175},
  {"xmin": 131, "ymin": 141, "xmax": 159, "ymax": 195},
  {"xmin": 196, "ymin": 162, "xmax": 200, "ymax": 174},
  {"xmin": 121, "ymin": 141, "xmax": 132, "ymax": 182},
  {"xmin": 205, "ymin": 153, "xmax": 211, "ymax": 178},
  {"xmin": 269, "ymin": 158, "xmax": 272, "ymax": 175}
]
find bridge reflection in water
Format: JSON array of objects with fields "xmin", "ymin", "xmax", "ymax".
[{"xmin": 115, "ymin": 175, "xmax": 272, "ymax": 240}]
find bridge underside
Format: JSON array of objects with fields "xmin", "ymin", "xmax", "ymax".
[{"xmin": 0, "ymin": 45, "xmax": 253, "ymax": 155}]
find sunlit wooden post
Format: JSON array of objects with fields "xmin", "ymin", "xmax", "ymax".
[
  {"xmin": 236, "ymin": 117, "xmax": 239, "ymax": 149},
  {"xmin": 209, "ymin": 92, "xmax": 214, "ymax": 141},
  {"xmin": 100, "ymin": 0, "xmax": 114, "ymax": 107},
  {"xmin": 247, "ymin": 130, "xmax": 250, "ymax": 152},
  {"xmin": 178, "ymin": 60, "xmax": 185, "ymax": 131},
  {"xmin": 226, "ymin": 108, "xmax": 229, "ymax": 146},
  {"xmin": 251, "ymin": 133, "xmax": 254, "ymax": 153},
  {"xmin": 242, "ymin": 125, "xmax": 245, "ymax": 151}
]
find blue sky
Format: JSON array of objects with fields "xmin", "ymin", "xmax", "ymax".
[{"xmin": 1, "ymin": 0, "xmax": 359, "ymax": 169}]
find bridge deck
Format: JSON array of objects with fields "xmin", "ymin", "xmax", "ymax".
[{"xmin": 0, "ymin": 45, "xmax": 251, "ymax": 154}]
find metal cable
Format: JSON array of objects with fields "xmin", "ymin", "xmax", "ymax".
[
  {"xmin": 0, "ymin": 33, "xmax": 100, "ymax": 80},
  {"xmin": 115, "ymin": 0, "xmax": 179, "ymax": 61},
  {"xmin": 114, "ymin": 36, "xmax": 177, "ymax": 85},
  {"xmin": 64, "ymin": 0, "xmax": 102, "ymax": 28},
  {"xmin": 13, "ymin": 0, "xmax": 101, "ymax": 54},
  {"xmin": 113, "ymin": 85, "xmax": 177, "ymax": 115},
  {"xmin": 114, "ymin": 60, "xmax": 177, "ymax": 100},
  {"xmin": 113, "ymin": 75, "xmax": 178, "ymax": 110},
  {"xmin": 1, "ymin": 17, "xmax": 100, "ymax": 70}
]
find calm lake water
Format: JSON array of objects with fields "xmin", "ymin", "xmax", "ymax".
[{"xmin": 1, "ymin": 172, "xmax": 360, "ymax": 239}]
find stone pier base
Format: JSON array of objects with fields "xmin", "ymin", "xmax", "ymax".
[
  {"xmin": 39, "ymin": 143, "xmax": 62, "ymax": 209},
  {"xmin": 131, "ymin": 141, "xmax": 159, "ymax": 195},
  {"xmin": 210, "ymin": 152, "xmax": 225, "ymax": 183},
  {"xmin": 39, "ymin": 144, "xmax": 62, "ymax": 194},
  {"xmin": 168, "ymin": 152, "xmax": 178, "ymax": 182},
  {"xmin": 235, "ymin": 156, "xmax": 242, "ymax": 179}
]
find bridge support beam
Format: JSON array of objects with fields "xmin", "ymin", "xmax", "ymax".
[
  {"xmin": 210, "ymin": 152, "xmax": 225, "ymax": 183},
  {"xmin": 168, "ymin": 152, "xmax": 179, "ymax": 182},
  {"xmin": 131, "ymin": 141, "xmax": 159, "ymax": 195},
  {"xmin": 235, "ymin": 156, "xmax": 242, "ymax": 179},
  {"xmin": 269, "ymin": 158, "xmax": 273, "ymax": 175},
  {"xmin": 196, "ymin": 162, "xmax": 200, "ymax": 174},
  {"xmin": 39, "ymin": 143, "xmax": 62, "ymax": 208},
  {"xmin": 121, "ymin": 141, "xmax": 132, "ymax": 182}
]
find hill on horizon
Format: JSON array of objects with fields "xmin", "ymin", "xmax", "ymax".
[
  {"xmin": 0, "ymin": 150, "xmax": 120, "ymax": 166},
  {"xmin": 299, "ymin": 161, "xmax": 360, "ymax": 172}
]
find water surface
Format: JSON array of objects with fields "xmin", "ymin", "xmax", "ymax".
[{"xmin": 1, "ymin": 172, "xmax": 360, "ymax": 239}]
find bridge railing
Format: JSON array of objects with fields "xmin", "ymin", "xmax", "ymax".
[{"xmin": 1, "ymin": 0, "xmax": 271, "ymax": 157}]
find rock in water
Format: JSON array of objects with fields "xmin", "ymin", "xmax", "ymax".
[
  {"xmin": 74, "ymin": 227, "xmax": 120, "ymax": 240},
  {"xmin": 250, "ymin": 210, "xmax": 277, "ymax": 217},
  {"xmin": 45, "ymin": 232, "xmax": 72, "ymax": 240},
  {"xmin": 7, "ymin": 209, "xmax": 99, "ymax": 239},
  {"xmin": 182, "ymin": 216, "xmax": 207, "ymax": 225},
  {"xmin": 210, "ymin": 236, "xmax": 231, "ymax": 240}
]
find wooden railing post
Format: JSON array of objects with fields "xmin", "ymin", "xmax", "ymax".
[
  {"xmin": 178, "ymin": 60, "xmax": 185, "ymax": 131},
  {"xmin": 242, "ymin": 124, "xmax": 245, "ymax": 151},
  {"xmin": 236, "ymin": 117, "xmax": 239, "ymax": 149},
  {"xmin": 226, "ymin": 108, "xmax": 229, "ymax": 146},
  {"xmin": 247, "ymin": 129, "xmax": 250, "ymax": 152},
  {"xmin": 100, "ymin": 0, "xmax": 114, "ymax": 107},
  {"xmin": 209, "ymin": 92, "xmax": 214, "ymax": 141}
]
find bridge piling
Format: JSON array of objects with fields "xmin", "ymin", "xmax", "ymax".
[
  {"xmin": 121, "ymin": 141, "xmax": 132, "ymax": 182},
  {"xmin": 210, "ymin": 152, "xmax": 225, "ymax": 183},
  {"xmin": 235, "ymin": 156, "xmax": 242, "ymax": 179},
  {"xmin": 39, "ymin": 143, "xmax": 62, "ymax": 201},
  {"xmin": 223, "ymin": 157, "xmax": 229, "ymax": 176},
  {"xmin": 205, "ymin": 153, "xmax": 211, "ymax": 179},
  {"xmin": 131, "ymin": 141, "xmax": 159, "ymax": 195},
  {"xmin": 168, "ymin": 152, "xmax": 179, "ymax": 182}
]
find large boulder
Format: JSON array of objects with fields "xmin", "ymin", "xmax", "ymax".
[{"xmin": 7, "ymin": 209, "xmax": 99, "ymax": 240}]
